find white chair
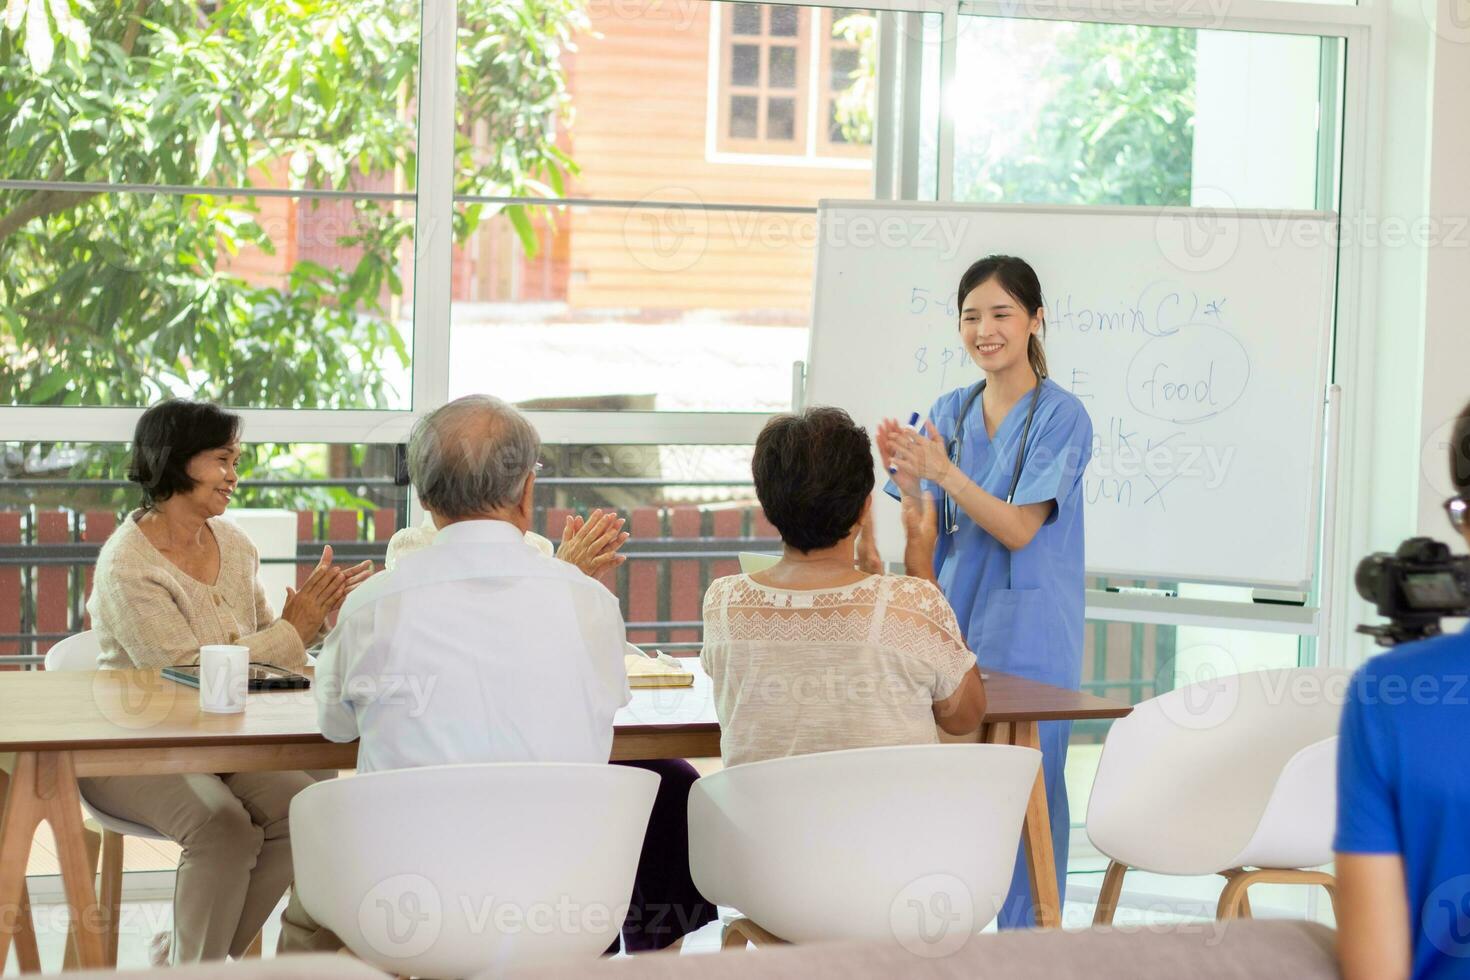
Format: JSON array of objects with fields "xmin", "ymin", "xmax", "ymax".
[
  {"xmin": 291, "ymin": 762, "xmax": 659, "ymax": 977},
  {"xmin": 46, "ymin": 631, "xmax": 176, "ymax": 964},
  {"xmin": 1086, "ymin": 667, "xmax": 1350, "ymax": 923},
  {"xmin": 45, "ymin": 632, "xmax": 268, "ymax": 962},
  {"xmin": 688, "ymin": 743, "xmax": 1041, "ymax": 949}
]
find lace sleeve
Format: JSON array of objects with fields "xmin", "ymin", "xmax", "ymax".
[
  {"xmin": 701, "ymin": 575, "xmax": 736, "ymax": 642},
  {"xmin": 879, "ymin": 577, "xmax": 976, "ymax": 700}
]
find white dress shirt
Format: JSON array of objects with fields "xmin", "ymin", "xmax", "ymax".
[
  {"xmin": 383, "ymin": 514, "xmax": 556, "ymax": 569},
  {"xmin": 315, "ymin": 519, "xmax": 632, "ymax": 773}
]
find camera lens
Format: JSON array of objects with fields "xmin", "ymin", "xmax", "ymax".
[{"xmin": 1355, "ymin": 553, "xmax": 1388, "ymax": 605}]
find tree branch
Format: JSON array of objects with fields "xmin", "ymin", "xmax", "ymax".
[
  {"xmin": 0, "ymin": 162, "xmax": 98, "ymax": 242},
  {"xmin": 121, "ymin": 0, "xmax": 147, "ymax": 56},
  {"xmin": 0, "ymin": 0, "xmax": 147, "ymax": 242}
]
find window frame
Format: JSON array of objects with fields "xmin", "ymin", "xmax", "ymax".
[
  {"xmin": 0, "ymin": 0, "xmax": 1384, "ymax": 679},
  {"xmin": 705, "ymin": 2, "xmax": 876, "ymax": 169},
  {"xmin": 817, "ymin": 8, "xmax": 874, "ymax": 158},
  {"xmin": 715, "ymin": 3, "xmax": 814, "ymax": 153}
]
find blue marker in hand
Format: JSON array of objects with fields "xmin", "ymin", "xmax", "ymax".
[{"xmin": 888, "ymin": 412, "xmax": 921, "ymax": 474}]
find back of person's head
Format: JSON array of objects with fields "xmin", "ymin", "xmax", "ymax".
[
  {"xmin": 753, "ymin": 406, "xmax": 874, "ymax": 553},
  {"xmin": 408, "ymin": 395, "xmax": 541, "ymax": 520},
  {"xmin": 127, "ymin": 399, "xmax": 242, "ymax": 507}
]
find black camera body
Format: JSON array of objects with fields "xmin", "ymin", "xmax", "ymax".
[{"xmin": 1356, "ymin": 537, "xmax": 1470, "ymax": 646}]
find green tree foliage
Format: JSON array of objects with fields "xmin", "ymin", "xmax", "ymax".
[
  {"xmin": 831, "ymin": 11, "xmax": 875, "ymax": 147},
  {"xmin": 0, "ymin": 0, "xmax": 584, "ymax": 412},
  {"xmin": 957, "ymin": 23, "xmax": 1196, "ymax": 206}
]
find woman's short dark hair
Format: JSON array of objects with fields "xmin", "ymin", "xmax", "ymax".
[
  {"xmin": 1453, "ymin": 399, "xmax": 1470, "ymax": 495},
  {"xmin": 753, "ymin": 406, "xmax": 874, "ymax": 553},
  {"xmin": 127, "ymin": 400, "xmax": 242, "ymax": 506}
]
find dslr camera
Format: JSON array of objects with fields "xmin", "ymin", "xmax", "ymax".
[{"xmin": 1356, "ymin": 537, "xmax": 1470, "ymax": 646}]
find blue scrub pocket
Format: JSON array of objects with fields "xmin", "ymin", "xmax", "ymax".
[{"xmin": 977, "ymin": 588, "xmax": 1052, "ymax": 675}]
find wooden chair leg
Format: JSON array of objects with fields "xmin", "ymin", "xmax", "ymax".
[
  {"xmin": 1320, "ymin": 876, "xmax": 1341, "ymax": 921},
  {"xmin": 1093, "ymin": 860, "xmax": 1128, "ymax": 925},
  {"xmin": 721, "ymin": 917, "xmax": 786, "ymax": 949},
  {"xmin": 1217, "ymin": 868, "xmax": 1337, "ymax": 921},
  {"xmin": 62, "ymin": 821, "xmax": 103, "ymax": 971},
  {"xmin": 1216, "ymin": 869, "xmax": 1251, "ymax": 920},
  {"xmin": 720, "ymin": 920, "xmax": 746, "ymax": 950},
  {"xmin": 98, "ymin": 830, "xmax": 124, "ymax": 966}
]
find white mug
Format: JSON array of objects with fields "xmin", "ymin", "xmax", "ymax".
[{"xmin": 199, "ymin": 644, "xmax": 249, "ymax": 714}]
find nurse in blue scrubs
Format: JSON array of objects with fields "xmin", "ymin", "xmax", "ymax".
[{"xmin": 879, "ymin": 254, "xmax": 1093, "ymax": 929}]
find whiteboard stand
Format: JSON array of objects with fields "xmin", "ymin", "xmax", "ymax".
[
  {"xmin": 1314, "ymin": 383, "xmax": 1345, "ymax": 662},
  {"xmin": 1083, "ymin": 590, "xmax": 1318, "ymax": 635},
  {"xmin": 791, "ymin": 360, "xmax": 807, "ymax": 412}
]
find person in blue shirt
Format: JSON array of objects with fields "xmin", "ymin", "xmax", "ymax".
[
  {"xmin": 878, "ymin": 255, "xmax": 1093, "ymax": 928},
  {"xmin": 1336, "ymin": 399, "xmax": 1470, "ymax": 980}
]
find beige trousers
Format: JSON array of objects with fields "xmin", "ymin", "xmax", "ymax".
[{"xmin": 79, "ymin": 770, "xmax": 324, "ymax": 963}]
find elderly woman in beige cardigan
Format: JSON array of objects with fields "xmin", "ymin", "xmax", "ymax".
[{"xmin": 83, "ymin": 399, "xmax": 372, "ymax": 964}]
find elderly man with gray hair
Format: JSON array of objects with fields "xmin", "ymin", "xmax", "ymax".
[{"xmin": 300, "ymin": 395, "xmax": 715, "ymax": 953}]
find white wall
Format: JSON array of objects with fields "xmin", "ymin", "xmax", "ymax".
[
  {"xmin": 1417, "ymin": 1, "xmax": 1470, "ymax": 547},
  {"xmin": 1340, "ymin": 0, "xmax": 1470, "ymax": 666},
  {"xmin": 1192, "ymin": 32, "xmax": 1323, "ymax": 210}
]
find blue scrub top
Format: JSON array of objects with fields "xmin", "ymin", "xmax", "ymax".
[{"xmin": 887, "ymin": 378, "xmax": 1093, "ymax": 689}]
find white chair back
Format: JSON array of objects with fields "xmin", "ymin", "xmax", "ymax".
[
  {"xmin": 291, "ymin": 762, "xmax": 658, "ymax": 978},
  {"xmin": 688, "ymin": 744, "xmax": 1040, "ymax": 946},
  {"xmin": 44, "ymin": 630, "xmax": 102, "ymax": 671},
  {"xmin": 45, "ymin": 629, "xmax": 165, "ymax": 840},
  {"xmin": 1086, "ymin": 667, "xmax": 1351, "ymax": 875}
]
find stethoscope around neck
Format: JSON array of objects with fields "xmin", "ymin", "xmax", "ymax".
[{"xmin": 944, "ymin": 375, "xmax": 1043, "ymax": 534}]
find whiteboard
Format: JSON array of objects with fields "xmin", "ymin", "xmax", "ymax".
[{"xmin": 805, "ymin": 200, "xmax": 1337, "ymax": 589}]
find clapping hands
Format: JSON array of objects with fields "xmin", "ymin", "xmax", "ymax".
[
  {"xmin": 281, "ymin": 545, "xmax": 374, "ymax": 644},
  {"xmin": 558, "ymin": 509, "xmax": 630, "ymax": 578}
]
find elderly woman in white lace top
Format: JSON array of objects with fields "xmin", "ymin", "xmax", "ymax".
[{"xmin": 700, "ymin": 407, "xmax": 987, "ymax": 768}]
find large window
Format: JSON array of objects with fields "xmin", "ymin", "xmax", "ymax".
[
  {"xmin": 951, "ymin": 19, "xmax": 1343, "ymax": 210},
  {"xmin": 1, "ymin": 1, "xmax": 422, "ymax": 411},
  {"xmin": 447, "ymin": 1, "xmax": 880, "ymax": 414}
]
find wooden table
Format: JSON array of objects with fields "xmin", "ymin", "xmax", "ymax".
[{"xmin": 0, "ymin": 666, "xmax": 1128, "ymax": 971}]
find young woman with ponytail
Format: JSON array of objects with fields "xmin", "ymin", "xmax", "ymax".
[{"xmin": 876, "ymin": 255, "xmax": 1094, "ymax": 929}]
